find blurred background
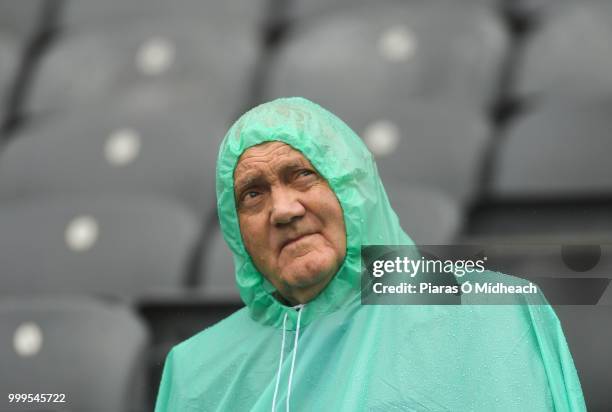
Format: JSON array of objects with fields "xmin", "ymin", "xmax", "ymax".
[{"xmin": 0, "ymin": 0, "xmax": 610, "ymax": 410}]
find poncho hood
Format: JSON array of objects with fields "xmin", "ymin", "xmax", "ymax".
[{"xmin": 216, "ymin": 97, "xmax": 414, "ymax": 330}]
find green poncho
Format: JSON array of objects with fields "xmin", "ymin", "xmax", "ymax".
[{"xmin": 155, "ymin": 97, "xmax": 586, "ymax": 411}]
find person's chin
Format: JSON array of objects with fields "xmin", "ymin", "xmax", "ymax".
[{"xmin": 282, "ymin": 252, "xmax": 336, "ymax": 288}]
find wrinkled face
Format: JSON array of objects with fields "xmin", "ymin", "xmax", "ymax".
[{"xmin": 234, "ymin": 141, "xmax": 347, "ymax": 305}]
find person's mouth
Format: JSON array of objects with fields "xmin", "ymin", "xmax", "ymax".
[{"xmin": 281, "ymin": 233, "xmax": 316, "ymax": 250}]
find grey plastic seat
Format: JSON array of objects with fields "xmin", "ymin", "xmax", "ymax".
[
  {"xmin": 274, "ymin": 0, "xmax": 503, "ymax": 27},
  {"xmin": 0, "ymin": 296, "xmax": 149, "ymax": 412},
  {"xmin": 516, "ymin": 1, "xmax": 612, "ymax": 101},
  {"xmin": 199, "ymin": 226, "xmax": 241, "ymax": 300},
  {"xmin": 27, "ymin": 15, "xmax": 260, "ymax": 116},
  {"xmin": 265, "ymin": 0, "xmax": 508, "ymax": 112},
  {"xmin": 0, "ymin": 99, "xmax": 225, "ymax": 216},
  {"xmin": 491, "ymin": 100, "xmax": 612, "ymax": 199},
  {"xmin": 362, "ymin": 102, "xmax": 490, "ymax": 205},
  {"xmin": 553, "ymin": 305, "xmax": 612, "ymax": 411},
  {"xmin": 366, "ymin": 102, "xmax": 490, "ymax": 205},
  {"xmin": 0, "ymin": 196, "xmax": 200, "ymax": 299},
  {"xmin": 386, "ymin": 184, "xmax": 462, "ymax": 245}
]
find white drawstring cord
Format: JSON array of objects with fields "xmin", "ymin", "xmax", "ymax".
[
  {"xmin": 271, "ymin": 312, "xmax": 288, "ymax": 412},
  {"xmin": 271, "ymin": 303, "xmax": 305, "ymax": 412},
  {"xmin": 286, "ymin": 304, "xmax": 304, "ymax": 412}
]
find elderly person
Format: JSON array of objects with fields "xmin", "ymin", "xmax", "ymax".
[{"xmin": 155, "ymin": 97, "xmax": 585, "ymax": 411}]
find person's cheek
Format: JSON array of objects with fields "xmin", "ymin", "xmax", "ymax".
[{"xmin": 240, "ymin": 216, "xmax": 260, "ymax": 255}]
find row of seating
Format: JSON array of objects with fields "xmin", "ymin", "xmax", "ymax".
[
  {"xmin": 4, "ymin": 1, "xmax": 610, "ymax": 204},
  {"xmin": 0, "ymin": 196, "xmax": 201, "ymax": 299},
  {"xmin": 265, "ymin": 0, "xmax": 508, "ymax": 113},
  {"xmin": 515, "ymin": 0, "xmax": 612, "ymax": 102},
  {"xmin": 0, "ymin": 0, "xmax": 265, "ymax": 134},
  {"xmin": 6, "ymin": 1, "xmax": 612, "ymax": 126},
  {"xmin": 1, "ymin": 97, "xmax": 610, "ymax": 217},
  {"xmin": 0, "ymin": 187, "xmax": 462, "ymax": 300},
  {"xmin": 2, "ymin": 298, "xmax": 612, "ymax": 411},
  {"xmin": 491, "ymin": 99, "xmax": 612, "ymax": 199},
  {"xmin": 1, "ymin": 190, "xmax": 610, "ymax": 304},
  {"xmin": 0, "ymin": 101, "xmax": 223, "ymax": 216},
  {"xmin": 0, "ymin": 100, "xmax": 487, "ymax": 208},
  {"xmin": 26, "ymin": 16, "xmax": 261, "ymax": 118},
  {"xmin": 2, "ymin": 0, "xmax": 510, "ymax": 127}
]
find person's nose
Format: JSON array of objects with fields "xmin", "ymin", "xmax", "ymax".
[{"xmin": 270, "ymin": 186, "xmax": 306, "ymax": 225}]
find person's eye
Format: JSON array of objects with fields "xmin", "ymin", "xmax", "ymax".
[
  {"xmin": 297, "ymin": 169, "xmax": 315, "ymax": 178},
  {"xmin": 239, "ymin": 190, "xmax": 261, "ymax": 206}
]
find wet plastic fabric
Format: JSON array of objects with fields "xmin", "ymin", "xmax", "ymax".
[{"xmin": 155, "ymin": 97, "xmax": 586, "ymax": 411}]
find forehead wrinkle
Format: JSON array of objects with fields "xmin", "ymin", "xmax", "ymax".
[
  {"xmin": 234, "ymin": 144, "xmax": 312, "ymax": 188},
  {"xmin": 234, "ymin": 143, "xmax": 289, "ymax": 177},
  {"xmin": 234, "ymin": 157, "xmax": 311, "ymax": 194}
]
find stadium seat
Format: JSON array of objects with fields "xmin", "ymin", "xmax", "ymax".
[
  {"xmin": 0, "ymin": 297, "xmax": 149, "ymax": 412},
  {"xmin": 273, "ymin": 0, "xmax": 503, "ymax": 27},
  {"xmin": 491, "ymin": 100, "xmax": 612, "ymax": 199},
  {"xmin": 0, "ymin": 196, "xmax": 200, "ymax": 299},
  {"xmin": 27, "ymin": 15, "xmax": 260, "ymax": 116},
  {"xmin": 199, "ymin": 226, "xmax": 241, "ymax": 299},
  {"xmin": 365, "ymin": 102, "xmax": 490, "ymax": 205},
  {"xmin": 386, "ymin": 184, "xmax": 462, "ymax": 244},
  {"xmin": 515, "ymin": 1, "xmax": 612, "ymax": 101},
  {"xmin": 0, "ymin": 100, "xmax": 225, "ymax": 216},
  {"xmin": 554, "ymin": 305, "xmax": 612, "ymax": 411},
  {"xmin": 265, "ymin": 0, "xmax": 508, "ymax": 112}
]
